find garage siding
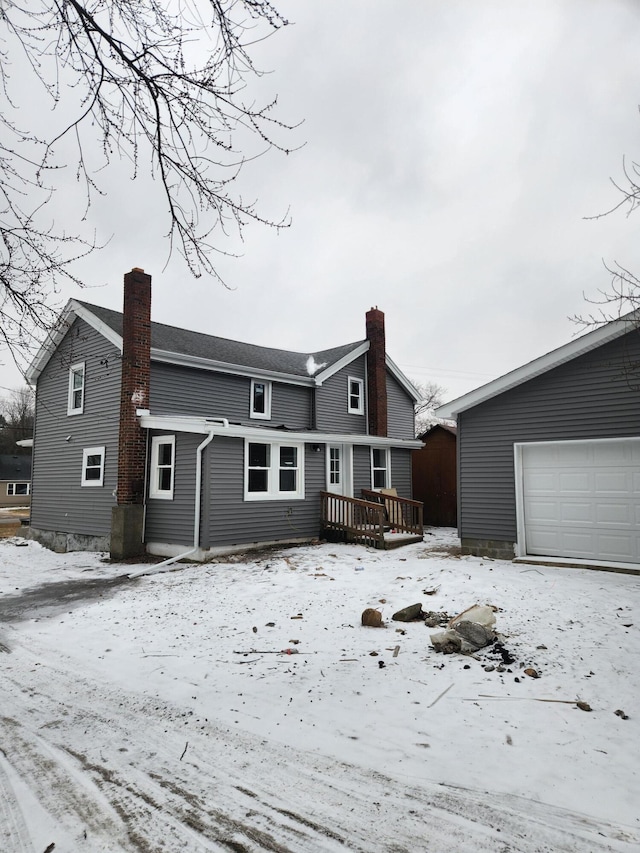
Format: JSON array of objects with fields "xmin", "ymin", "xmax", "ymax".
[{"xmin": 458, "ymin": 331, "xmax": 640, "ymax": 544}]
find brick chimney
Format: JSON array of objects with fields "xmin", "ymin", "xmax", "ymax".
[
  {"xmin": 366, "ymin": 307, "xmax": 387, "ymax": 437},
  {"xmin": 111, "ymin": 268, "xmax": 151, "ymax": 559}
]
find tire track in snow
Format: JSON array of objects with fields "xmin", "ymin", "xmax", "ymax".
[
  {"xmin": 2, "ymin": 642, "xmax": 637, "ymax": 853},
  {"xmin": 0, "ymin": 747, "xmax": 34, "ymax": 853}
]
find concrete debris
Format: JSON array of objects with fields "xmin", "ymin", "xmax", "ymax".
[
  {"xmin": 392, "ymin": 603, "xmax": 423, "ymax": 622},
  {"xmin": 430, "ymin": 603, "xmax": 497, "ymax": 654}
]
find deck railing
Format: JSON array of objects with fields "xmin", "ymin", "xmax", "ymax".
[
  {"xmin": 360, "ymin": 489, "xmax": 424, "ymax": 536},
  {"xmin": 319, "ymin": 492, "xmax": 386, "ymax": 548}
]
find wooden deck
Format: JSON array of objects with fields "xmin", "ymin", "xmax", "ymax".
[{"xmin": 320, "ymin": 491, "xmax": 423, "ymax": 549}]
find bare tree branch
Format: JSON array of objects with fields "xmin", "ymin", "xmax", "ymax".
[
  {"xmin": 0, "ymin": 385, "xmax": 34, "ymax": 452},
  {"xmin": 413, "ymin": 380, "xmax": 447, "ymax": 436},
  {"xmin": 0, "ymin": 0, "xmax": 295, "ymax": 369}
]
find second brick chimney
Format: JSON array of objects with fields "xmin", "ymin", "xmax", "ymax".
[{"xmin": 366, "ymin": 307, "xmax": 388, "ymax": 437}]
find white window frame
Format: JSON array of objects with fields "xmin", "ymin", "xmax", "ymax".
[
  {"xmin": 67, "ymin": 362, "xmax": 86, "ymax": 415},
  {"xmin": 347, "ymin": 376, "xmax": 364, "ymax": 415},
  {"xmin": 149, "ymin": 435, "xmax": 176, "ymax": 500},
  {"xmin": 244, "ymin": 439, "xmax": 305, "ymax": 501},
  {"xmin": 371, "ymin": 447, "xmax": 390, "ymax": 490},
  {"xmin": 81, "ymin": 446, "xmax": 105, "ymax": 487},
  {"xmin": 250, "ymin": 379, "xmax": 272, "ymax": 420},
  {"xmin": 7, "ymin": 482, "xmax": 30, "ymax": 496}
]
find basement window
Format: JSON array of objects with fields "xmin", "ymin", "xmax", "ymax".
[
  {"xmin": 150, "ymin": 435, "xmax": 175, "ymax": 499},
  {"xmin": 81, "ymin": 446, "xmax": 105, "ymax": 487}
]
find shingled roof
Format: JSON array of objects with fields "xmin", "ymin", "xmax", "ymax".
[
  {"xmin": 0, "ymin": 454, "xmax": 32, "ymax": 481},
  {"xmin": 75, "ymin": 301, "xmax": 365, "ymax": 378}
]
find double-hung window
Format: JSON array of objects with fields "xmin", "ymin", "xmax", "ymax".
[
  {"xmin": 150, "ymin": 435, "xmax": 175, "ymax": 499},
  {"xmin": 371, "ymin": 447, "xmax": 389, "ymax": 489},
  {"xmin": 250, "ymin": 379, "xmax": 272, "ymax": 420},
  {"xmin": 82, "ymin": 446, "xmax": 105, "ymax": 486},
  {"xmin": 68, "ymin": 362, "xmax": 85, "ymax": 415},
  {"xmin": 348, "ymin": 376, "xmax": 364, "ymax": 415},
  {"xmin": 245, "ymin": 440, "xmax": 304, "ymax": 500}
]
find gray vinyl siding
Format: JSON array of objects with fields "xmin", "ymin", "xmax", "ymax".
[
  {"xmin": 151, "ymin": 363, "xmax": 312, "ymax": 428},
  {"xmin": 390, "ymin": 448, "xmax": 412, "ymax": 497},
  {"xmin": 202, "ymin": 436, "xmax": 325, "ymax": 548},
  {"xmin": 387, "ymin": 374, "xmax": 415, "ymax": 439},
  {"xmin": 31, "ymin": 319, "xmax": 121, "ymax": 536},
  {"xmin": 316, "ymin": 356, "xmax": 367, "ymax": 434},
  {"xmin": 143, "ymin": 431, "xmax": 201, "ymax": 546},
  {"xmin": 353, "ymin": 445, "xmax": 372, "ymax": 496},
  {"xmin": 459, "ymin": 331, "xmax": 640, "ymax": 543}
]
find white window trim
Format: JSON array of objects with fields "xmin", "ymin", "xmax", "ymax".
[
  {"xmin": 250, "ymin": 379, "xmax": 272, "ymax": 420},
  {"xmin": 149, "ymin": 435, "xmax": 175, "ymax": 500},
  {"xmin": 7, "ymin": 482, "xmax": 30, "ymax": 496},
  {"xmin": 67, "ymin": 361, "xmax": 86, "ymax": 415},
  {"xmin": 347, "ymin": 376, "xmax": 364, "ymax": 415},
  {"xmin": 370, "ymin": 447, "xmax": 390, "ymax": 490},
  {"xmin": 244, "ymin": 439, "xmax": 305, "ymax": 501},
  {"xmin": 81, "ymin": 446, "xmax": 105, "ymax": 487}
]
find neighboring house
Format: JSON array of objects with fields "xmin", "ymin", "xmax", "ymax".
[
  {"xmin": 436, "ymin": 315, "xmax": 640, "ymax": 568},
  {"xmin": 26, "ymin": 268, "xmax": 422, "ymax": 558},
  {"xmin": 412, "ymin": 424, "xmax": 457, "ymax": 527},
  {"xmin": 0, "ymin": 454, "xmax": 32, "ymax": 508}
]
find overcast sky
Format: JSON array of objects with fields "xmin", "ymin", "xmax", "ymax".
[{"xmin": 2, "ymin": 0, "xmax": 640, "ymax": 406}]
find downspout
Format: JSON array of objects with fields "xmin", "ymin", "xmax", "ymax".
[{"xmin": 129, "ymin": 424, "xmax": 223, "ymax": 578}]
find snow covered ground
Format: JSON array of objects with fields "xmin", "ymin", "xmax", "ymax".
[{"xmin": 1, "ymin": 529, "xmax": 639, "ymax": 852}]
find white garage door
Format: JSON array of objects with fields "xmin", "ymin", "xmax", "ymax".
[{"xmin": 521, "ymin": 438, "xmax": 640, "ymax": 564}]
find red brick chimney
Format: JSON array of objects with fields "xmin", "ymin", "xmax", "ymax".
[
  {"xmin": 117, "ymin": 267, "xmax": 151, "ymax": 505},
  {"xmin": 366, "ymin": 307, "xmax": 388, "ymax": 437}
]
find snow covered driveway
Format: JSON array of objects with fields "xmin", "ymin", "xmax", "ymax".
[{"xmin": 1, "ymin": 531, "xmax": 639, "ymax": 852}]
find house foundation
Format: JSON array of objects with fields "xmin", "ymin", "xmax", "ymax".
[
  {"xmin": 461, "ymin": 538, "xmax": 515, "ymax": 560},
  {"xmin": 26, "ymin": 527, "xmax": 110, "ymax": 553},
  {"xmin": 111, "ymin": 505, "xmax": 146, "ymax": 560}
]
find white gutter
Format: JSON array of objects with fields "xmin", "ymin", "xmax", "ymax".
[{"xmin": 129, "ymin": 421, "xmax": 227, "ymax": 577}]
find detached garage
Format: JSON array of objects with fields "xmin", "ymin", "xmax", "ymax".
[{"xmin": 437, "ymin": 314, "xmax": 640, "ymax": 570}]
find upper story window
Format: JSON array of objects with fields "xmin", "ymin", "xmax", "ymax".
[
  {"xmin": 250, "ymin": 379, "xmax": 272, "ymax": 420},
  {"xmin": 150, "ymin": 435, "xmax": 175, "ymax": 499},
  {"xmin": 245, "ymin": 440, "xmax": 304, "ymax": 500},
  {"xmin": 371, "ymin": 447, "xmax": 389, "ymax": 489},
  {"xmin": 67, "ymin": 362, "xmax": 85, "ymax": 415},
  {"xmin": 348, "ymin": 376, "xmax": 364, "ymax": 415},
  {"xmin": 81, "ymin": 446, "xmax": 105, "ymax": 487}
]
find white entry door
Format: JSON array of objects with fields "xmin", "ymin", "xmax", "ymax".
[
  {"xmin": 519, "ymin": 438, "xmax": 640, "ymax": 563},
  {"xmin": 327, "ymin": 444, "xmax": 352, "ymax": 497}
]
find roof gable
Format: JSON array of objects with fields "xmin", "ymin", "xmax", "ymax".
[
  {"xmin": 437, "ymin": 312, "xmax": 640, "ymax": 419},
  {"xmin": 418, "ymin": 423, "xmax": 457, "ymax": 440}
]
